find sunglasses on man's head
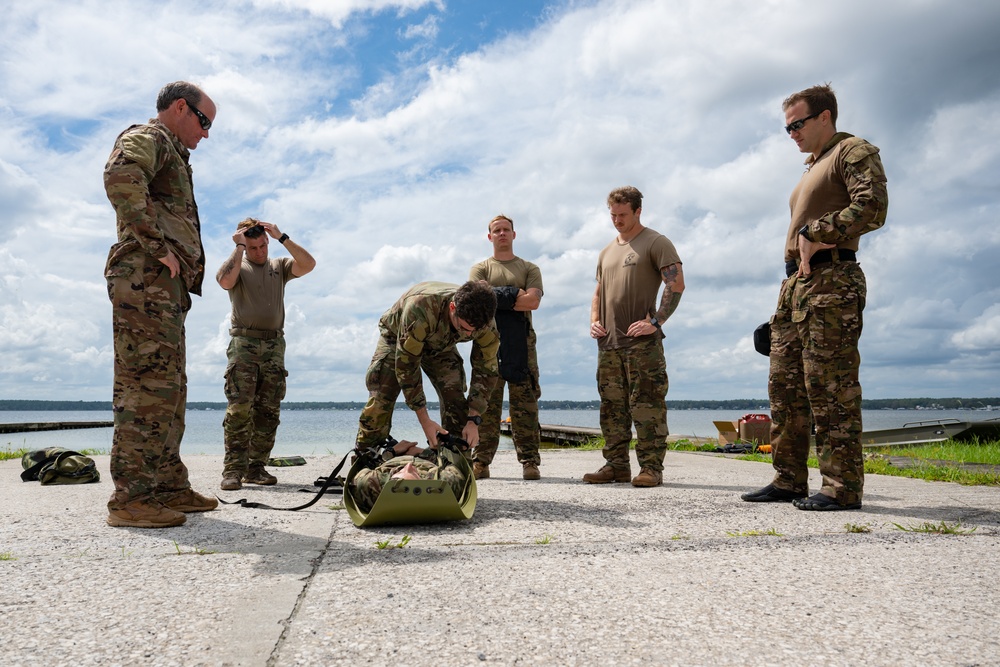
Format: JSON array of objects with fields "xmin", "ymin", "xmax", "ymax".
[
  {"xmin": 243, "ymin": 225, "xmax": 265, "ymax": 238},
  {"xmin": 186, "ymin": 99, "xmax": 213, "ymax": 131}
]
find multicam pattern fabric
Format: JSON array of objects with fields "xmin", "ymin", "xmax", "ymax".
[
  {"xmin": 356, "ymin": 282, "xmax": 499, "ymax": 450},
  {"xmin": 103, "ymin": 119, "xmax": 204, "ymax": 510},
  {"xmin": 596, "ymin": 337, "xmax": 669, "ymax": 471},
  {"xmin": 351, "ymin": 455, "xmax": 468, "ymax": 513},
  {"xmin": 769, "ymin": 133, "xmax": 888, "ymax": 506},
  {"xmin": 222, "ymin": 336, "xmax": 288, "ymax": 475}
]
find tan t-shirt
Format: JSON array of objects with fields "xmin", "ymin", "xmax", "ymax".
[
  {"xmin": 228, "ymin": 257, "xmax": 296, "ymax": 332},
  {"xmin": 595, "ymin": 227, "xmax": 680, "ymax": 350},
  {"xmin": 469, "ymin": 256, "xmax": 544, "ymax": 328}
]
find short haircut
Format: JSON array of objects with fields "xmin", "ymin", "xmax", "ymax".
[
  {"xmin": 607, "ymin": 186, "xmax": 643, "ymax": 212},
  {"xmin": 452, "ymin": 280, "xmax": 497, "ymax": 330},
  {"xmin": 488, "ymin": 214, "xmax": 514, "ymax": 233},
  {"xmin": 156, "ymin": 81, "xmax": 205, "ymax": 113},
  {"xmin": 783, "ymin": 83, "xmax": 838, "ymax": 128}
]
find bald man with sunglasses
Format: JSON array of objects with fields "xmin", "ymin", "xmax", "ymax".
[{"xmin": 103, "ymin": 81, "xmax": 218, "ymax": 528}]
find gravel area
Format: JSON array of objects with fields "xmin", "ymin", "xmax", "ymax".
[{"xmin": 2, "ymin": 449, "xmax": 998, "ymax": 666}]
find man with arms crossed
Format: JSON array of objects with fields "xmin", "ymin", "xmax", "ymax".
[
  {"xmin": 585, "ymin": 186, "xmax": 684, "ymax": 488},
  {"xmin": 742, "ymin": 83, "xmax": 887, "ymax": 510},
  {"xmin": 103, "ymin": 81, "xmax": 218, "ymax": 528},
  {"xmin": 470, "ymin": 215, "xmax": 544, "ymax": 481},
  {"xmin": 216, "ymin": 217, "xmax": 316, "ymax": 491}
]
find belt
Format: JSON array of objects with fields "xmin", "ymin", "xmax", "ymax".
[
  {"xmin": 230, "ymin": 327, "xmax": 282, "ymax": 340},
  {"xmin": 785, "ymin": 249, "xmax": 857, "ymax": 277}
]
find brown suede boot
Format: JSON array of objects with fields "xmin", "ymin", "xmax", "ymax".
[
  {"xmin": 473, "ymin": 462, "xmax": 490, "ymax": 480},
  {"xmin": 631, "ymin": 468, "xmax": 663, "ymax": 487},
  {"xmin": 522, "ymin": 463, "xmax": 540, "ymax": 480},
  {"xmin": 162, "ymin": 488, "xmax": 219, "ymax": 513},
  {"xmin": 107, "ymin": 501, "xmax": 186, "ymax": 528},
  {"xmin": 582, "ymin": 465, "xmax": 631, "ymax": 484}
]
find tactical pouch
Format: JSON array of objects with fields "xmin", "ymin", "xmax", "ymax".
[{"xmin": 343, "ymin": 446, "xmax": 477, "ymax": 528}]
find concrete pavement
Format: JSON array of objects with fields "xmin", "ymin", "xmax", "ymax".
[{"xmin": 1, "ymin": 449, "xmax": 999, "ymax": 666}]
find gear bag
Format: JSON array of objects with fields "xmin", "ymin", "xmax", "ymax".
[{"xmin": 21, "ymin": 448, "xmax": 101, "ymax": 485}]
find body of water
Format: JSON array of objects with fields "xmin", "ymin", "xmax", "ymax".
[{"xmin": 3, "ymin": 408, "xmax": 998, "ymax": 458}]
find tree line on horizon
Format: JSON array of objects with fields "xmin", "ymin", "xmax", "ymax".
[{"xmin": 3, "ymin": 397, "xmax": 998, "ymax": 411}]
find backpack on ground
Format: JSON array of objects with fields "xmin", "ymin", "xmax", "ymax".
[{"xmin": 20, "ymin": 447, "xmax": 101, "ymax": 485}]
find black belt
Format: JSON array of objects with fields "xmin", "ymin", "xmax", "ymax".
[
  {"xmin": 230, "ymin": 327, "xmax": 282, "ymax": 340},
  {"xmin": 785, "ymin": 249, "xmax": 857, "ymax": 277}
]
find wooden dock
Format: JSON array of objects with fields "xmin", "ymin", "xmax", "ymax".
[
  {"xmin": 0, "ymin": 421, "xmax": 113, "ymax": 434},
  {"xmin": 500, "ymin": 422, "xmax": 602, "ymax": 446}
]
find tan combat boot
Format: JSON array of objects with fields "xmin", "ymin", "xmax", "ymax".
[
  {"xmin": 107, "ymin": 501, "xmax": 186, "ymax": 528},
  {"xmin": 162, "ymin": 488, "xmax": 219, "ymax": 513},
  {"xmin": 631, "ymin": 468, "xmax": 663, "ymax": 487},
  {"xmin": 582, "ymin": 465, "xmax": 631, "ymax": 484},
  {"xmin": 522, "ymin": 463, "xmax": 540, "ymax": 480}
]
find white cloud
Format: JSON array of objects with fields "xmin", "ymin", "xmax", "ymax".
[{"xmin": 1, "ymin": 0, "xmax": 999, "ymax": 403}]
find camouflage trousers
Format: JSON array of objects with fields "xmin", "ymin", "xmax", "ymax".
[
  {"xmin": 769, "ymin": 262, "xmax": 866, "ymax": 505},
  {"xmin": 356, "ymin": 337, "xmax": 469, "ymax": 450},
  {"xmin": 106, "ymin": 256, "xmax": 192, "ymax": 510},
  {"xmin": 474, "ymin": 376, "xmax": 541, "ymax": 466},
  {"xmin": 222, "ymin": 335, "xmax": 287, "ymax": 475},
  {"xmin": 596, "ymin": 337, "xmax": 669, "ymax": 471}
]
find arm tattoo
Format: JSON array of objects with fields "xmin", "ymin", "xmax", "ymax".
[
  {"xmin": 216, "ymin": 256, "xmax": 237, "ymax": 283},
  {"xmin": 655, "ymin": 264, "xmax": 683, "ymax": 323}
]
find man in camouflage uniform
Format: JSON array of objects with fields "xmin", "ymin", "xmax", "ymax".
[
  {"xmin": 585, "ymin": 186, "xmax": 685, "ymax": 488},
  {"xmin": 103, "ymin": 81, "xmax": 219, "ymax": 528},
  {"xmin": 351, "ymin": 452, "xmax": 468, "ymax": 514},
  {"xmin": 216, "ymin": 217, "xmax": 316, "ymax": 491},
  {"xmin": 742, "ymin": 84, "xmax": 888, "ymax": 511},
  {"xmin": 470, "ymin": 215, "xmax": 544, "ymax": 481},
  {"xmin": 356, "ymin": 281, "xmax": 499, "ymax": 454}
]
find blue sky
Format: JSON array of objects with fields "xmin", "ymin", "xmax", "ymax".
[{"xmin": 1, "ymin": 0, "xmax": 999, "ymax": 404}]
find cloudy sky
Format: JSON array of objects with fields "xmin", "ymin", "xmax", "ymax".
[{"xmin": 2, "ymin": 0, "xmax": 999, "ymax": 404}]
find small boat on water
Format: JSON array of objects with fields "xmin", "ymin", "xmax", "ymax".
[{"xmin": 860, "ymin": 418, "xmax": 1000, "ymax": 447}]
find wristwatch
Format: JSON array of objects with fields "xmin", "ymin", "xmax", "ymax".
[
  {"xmin": 649, "ymin": 317, "xmax": 660, "ymax": 328},
  {"xmin": 467, "ymin": 415, "xmax": 482, "ymax": 426},
  {"xmin": 278, "ymin": 233, "xmax": 289, "ymax": 244}
]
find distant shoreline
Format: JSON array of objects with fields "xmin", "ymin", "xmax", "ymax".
[{"xmin": 2, "ymin": 398, "xmax": 998, "ymax": 411}]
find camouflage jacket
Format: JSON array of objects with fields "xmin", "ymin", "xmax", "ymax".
[
  {"xmin": 103, "ymin": 119, "xmax": 206, "ymax": 295},
  {"xmin": 378, "ymin": 282, "xmax": 499, "ymax": 413},
  {"xmin": 785, "ymin": 132, "xmax": 888, "ymax": 261}
]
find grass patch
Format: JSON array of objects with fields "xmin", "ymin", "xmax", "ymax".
[
  {"xmin": 327, "ymin": 502, "xmax": 346, "ymax": 511},
  {"xmin": 0, "ymin": 551, "xmax": 16, "ymax": 561},
  {"xmin": 892, "ymin": 521, "xmax": 977, "ymax": 535},
  {"xmin": 172, "ymin": 541, "xmax": 217, "ymax": 556},
  {"xmin": 375, "ymin": 535, "xmax": 411, "ymax": 550},
  {"xmin": 726, "ymin": 528, "xmax": 783, "ymax": 537},
  {"xmin": 844, "ymin": 522, "xmax": 873, "ymax": 533},
  {"xmin": 670, "ymin": 438, "xmax": 718, "ymax": 452},
  {"xmin": 735, "ymin": 437, "xmax": 1000, "ymax": 486},
  {"xmin": 535, "ymin": 534, "xmax": 554, "ymax": 545}
]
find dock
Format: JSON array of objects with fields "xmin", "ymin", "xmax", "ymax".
[
  {"xmin": 0, "ymin": 421, "xmax": 113, "ymax": 434},
  {"xmin": 500, "ymin": 421, "xmax": 602, "ymax": 445}
]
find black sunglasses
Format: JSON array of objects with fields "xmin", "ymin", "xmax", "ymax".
[
  {"xmin": 243, "ymin": 225, "xmax": 265, "ymax": 238},
  {"xmin": 186, "ymin": 99, "xmax": 213, "ymax": 131},
  {"xmin": 784, "ymin": 111, "xmax": 821, "ymax": 134}
]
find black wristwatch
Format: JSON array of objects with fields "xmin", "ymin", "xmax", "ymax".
[
  {"xmin": 278, "ymin": 233, "xmax": 289, "ymax": 244},
  {"xmin": 649, "ymin": 316, "xmax": 660, "ymax": 328},
  {"xmin": 467, "ymin": 415, "xmax": 482, "ymax": 426}
]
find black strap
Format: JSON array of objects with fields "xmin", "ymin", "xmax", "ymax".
[
  {"xmin": 217, "ymin": 451, "xmax": 353, "ymax": 511},
  {"xmin": 785, "ymin": 249, "xmax": 858, "ymax": 277}
]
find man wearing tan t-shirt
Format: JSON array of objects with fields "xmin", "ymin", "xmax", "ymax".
[
  {"xmin": 216, "ymin": 217, "xmax": 316, "ymax": 490},
  {"xmin": 585, "ymin": 186, "xmax": 685, "ymax": 488},
  {"xmin": 469, "ymin": 214, "xmax": 544, "ymax": 481}
]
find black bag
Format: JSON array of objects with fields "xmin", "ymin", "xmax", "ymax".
[
  {"xmin": 20, "ymin": 447, "xmax": 101, "ymax": 485},
  {"xmin": 753, "ymin": 321, "xmax": 771, "ymax": 357}
]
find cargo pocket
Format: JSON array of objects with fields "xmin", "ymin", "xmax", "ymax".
[{"xmin": 805, "ymin": 292, "xmax": 859, "ymax": 351}]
